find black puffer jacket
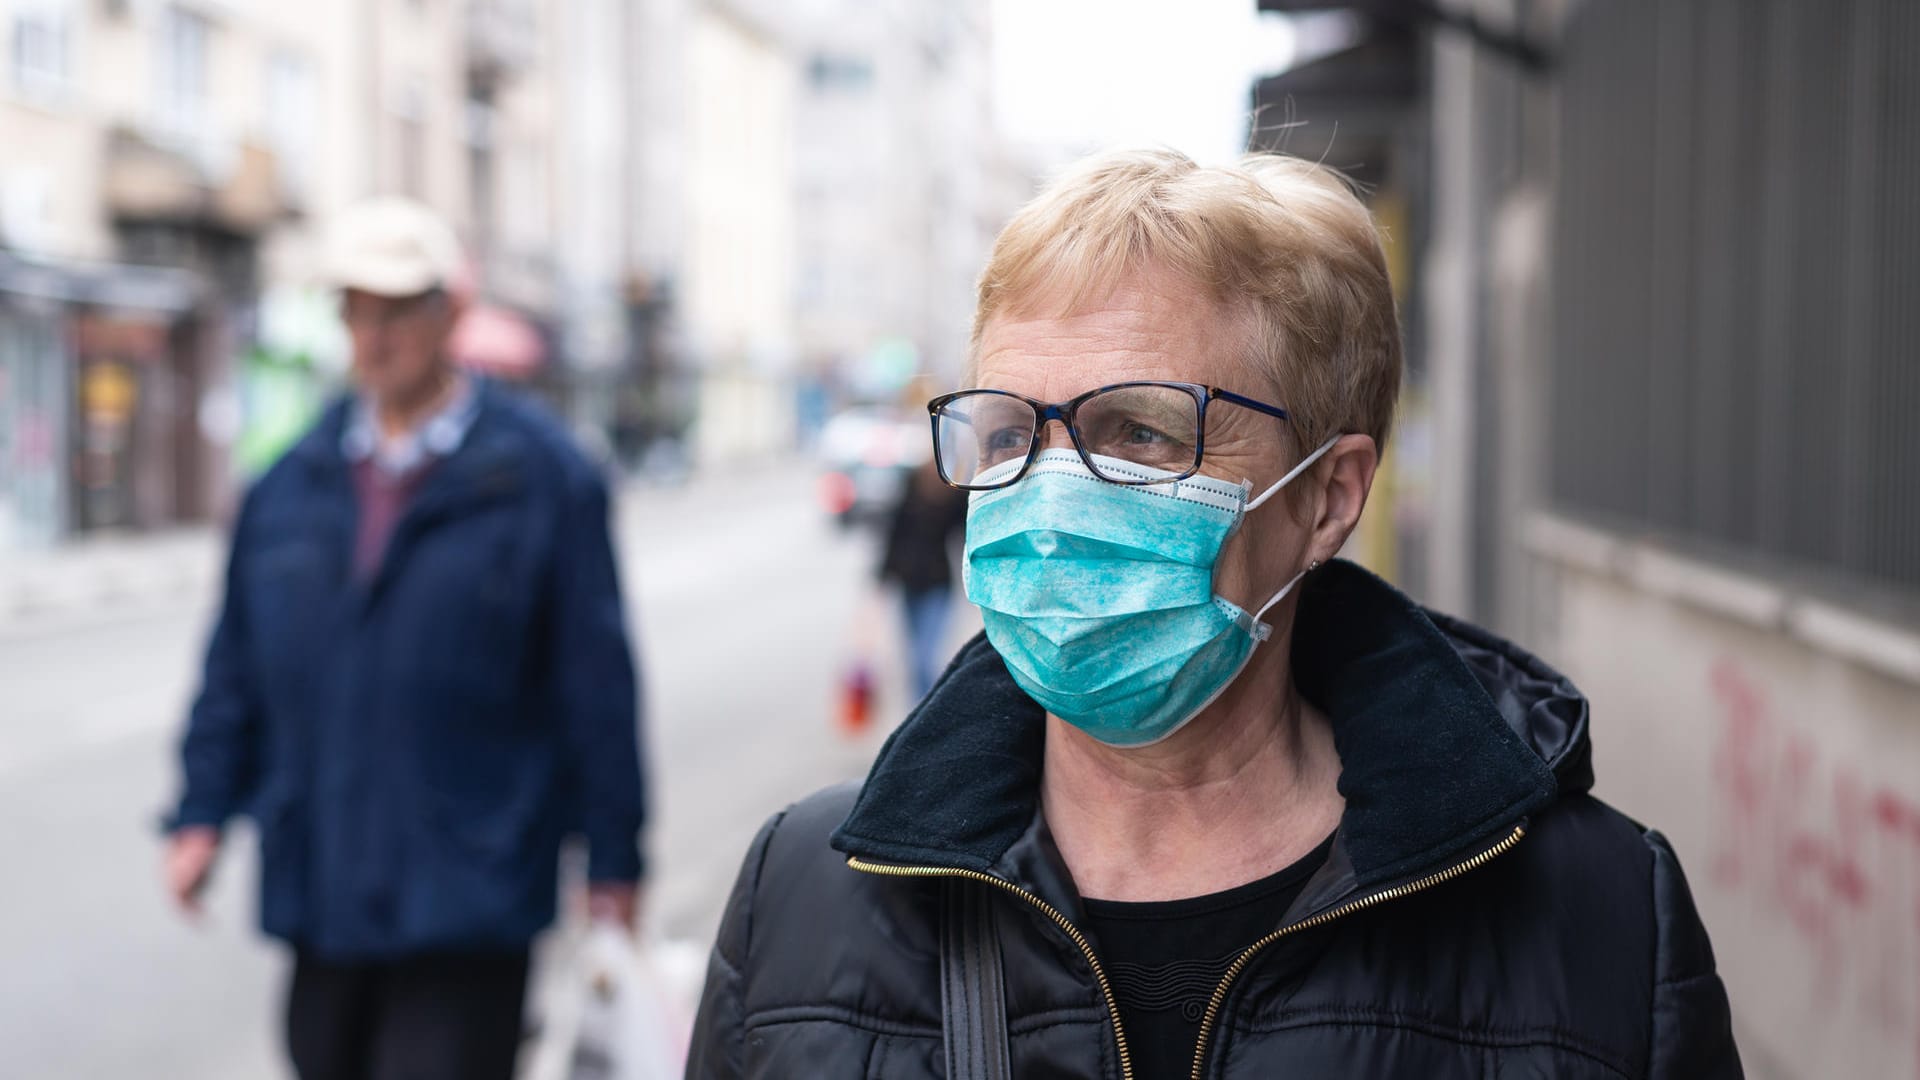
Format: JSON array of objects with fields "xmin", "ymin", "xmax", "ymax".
[{"xmin": 688, "ymin": 561, "xmax": 1741, "ymax": 1079}]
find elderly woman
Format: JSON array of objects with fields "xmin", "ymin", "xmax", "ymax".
[{"xmin": 687, "ymin": 150, "xmax": 1741, "ymax": 1079}]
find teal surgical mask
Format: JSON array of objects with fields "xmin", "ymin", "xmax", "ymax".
[{"xmin": 963, "ymin": 438, "xmax": 1338, "ymax": 748}]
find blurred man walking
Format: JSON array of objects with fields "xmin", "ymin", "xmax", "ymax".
[{"xmin": 163, "ymin": 198, "xmax": 648, "ymax": 1080}]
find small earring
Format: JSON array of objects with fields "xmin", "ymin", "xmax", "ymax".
[{"xmin": 1308, "ymin": 560, "xmax": 1322, "ymax": 571}]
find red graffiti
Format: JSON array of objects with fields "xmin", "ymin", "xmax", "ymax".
[{"xmin": 1708, "ymin": 659, "xmax": 1920, "ymax": 1073}]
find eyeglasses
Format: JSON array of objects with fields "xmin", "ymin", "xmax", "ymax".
[{"xmin": 928, "ymin": 381, "xmax": 1293, "ymax": 490}]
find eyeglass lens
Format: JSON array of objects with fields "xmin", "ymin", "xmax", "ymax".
[{"xmin": 933, "ymin": 384, "xmax": 1203, "ymax": 487}]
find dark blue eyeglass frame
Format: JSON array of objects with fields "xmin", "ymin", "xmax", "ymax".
[{"xmin": 926, "ymin": 380, "xmax": 1293, "ymax": 490}]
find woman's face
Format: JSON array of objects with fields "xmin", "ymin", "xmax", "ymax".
[{"xmin": 972, "ymin": 271, "xmax": 1319, "ymax": 617}]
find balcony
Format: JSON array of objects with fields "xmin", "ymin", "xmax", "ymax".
[{"xmin": 101, "ymin": 126, "xmax": 290, "ymax": 234}]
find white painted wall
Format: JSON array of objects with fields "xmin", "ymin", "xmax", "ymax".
[{"xmin": 1529, "ymin": 525, "xmax": 1920, "ymax": 1080}]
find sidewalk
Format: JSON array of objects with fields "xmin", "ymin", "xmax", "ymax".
[{"xmin": 0, "ymin": 528, "xmax": 222, "ymax": 635}]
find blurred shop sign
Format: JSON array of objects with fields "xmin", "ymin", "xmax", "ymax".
[{"xmin": 80, "ymin": 360, "xmax": 137, "ymax": 425}]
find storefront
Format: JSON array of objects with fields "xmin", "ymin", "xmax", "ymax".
[{"xmin": 0, "ymin": 250, "xmax": 197, "ymax": 547}]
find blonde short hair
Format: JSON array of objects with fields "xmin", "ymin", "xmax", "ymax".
[{"xmin": 972, "ymin": 148, "xmax": 1402, "ymax": 455}]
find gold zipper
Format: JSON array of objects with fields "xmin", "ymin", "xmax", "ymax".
[
  {"xmin": 1187, "ymin": 823, "xmax": 1528, "ymax": 1080},
  {"xmin": 845, "ymin": 857, "xmax": 1136, "ymax": 1080},
  {"xmin": 847, "ymin": 823, "xmax": 1525, "ymax": 1080}
]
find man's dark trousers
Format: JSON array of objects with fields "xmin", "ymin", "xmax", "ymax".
[{"xmin": 286, "ymin": 949, "xmax": 530, "ymax": 1080}]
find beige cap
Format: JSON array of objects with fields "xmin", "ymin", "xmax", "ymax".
[{"xmin": 325, "ymin": 197, "xmax": 464, "ymax": 297}]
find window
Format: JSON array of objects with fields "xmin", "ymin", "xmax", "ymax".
[
  {"xmin": 156, "ymin": 5, "xmax": 210, "ymax": 139},
  {"xmin": 807, "ymin": 54, "xmax": 873, "ymax": 92},
  {"xmin": 263, "ymin": 50, "xmax": 315, "ymax": 197},
  {"xmin": 11, "ymin": 0, "xmax": 73, "ymax": 101}
]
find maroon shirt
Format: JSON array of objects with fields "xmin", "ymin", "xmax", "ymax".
[
  {"xmin": 349, "ymin": 457, "xmax": 434, "ymax": 581},
  {"xmin": 340, "ymin": 378, "xmax": 477, "ymax": 580}
]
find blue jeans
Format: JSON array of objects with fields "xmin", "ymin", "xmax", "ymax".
[{"xmin": 901, "ymin": 588, "xmax": 955, "ymax": 700}]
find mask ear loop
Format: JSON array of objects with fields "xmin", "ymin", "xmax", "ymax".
[
  {"xmin": 1250, "ymin": 559, "xmax": 1321, "ymax": 636},
  {"xmin": 1236, "ymin": 432, "xmax": 1341, "ymax": 642},
  {"xmin": 1244, "ymin": 434, "xmax": 1342, "ymax": 512}
]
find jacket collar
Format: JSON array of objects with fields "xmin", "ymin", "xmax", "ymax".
[
  {"xmin": 293, "ymin": 379, "xmax": 522, "ymax": 487},
  {"xmin": 286, "ymin": 380, "xmax": 531, "ymax": 558},
  {"xmin": 339, "ymin": 375, "xmax": 480, "ymax": 475},
  {"xmin": 832, "ymin": 560, "xmax": 1581, "ymax": 897}
]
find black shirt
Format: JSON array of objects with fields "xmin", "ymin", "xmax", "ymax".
[{"xmin": 1082, "ymin": 834, "xmax": 1335, "ymax": 1079}]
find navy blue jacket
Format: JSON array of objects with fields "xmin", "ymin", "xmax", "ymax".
[{"xmin": 172, "ymin": 382, "xmax": 646, "ymax": 959}]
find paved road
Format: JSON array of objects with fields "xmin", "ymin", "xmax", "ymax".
[{"xmin": 0, "ymin": 463, "xmax": 952, "ymax": 1079}]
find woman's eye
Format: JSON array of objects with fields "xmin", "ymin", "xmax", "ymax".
[
  {"xmin": 984, "ymin": 427, "xmax": 1029, "ymax": 452},
  {"xmin": 1124, "ymin": 424, "xmax": 1168, "ymax": 445}
]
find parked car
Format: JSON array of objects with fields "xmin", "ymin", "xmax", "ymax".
[{"xmin": 815, "ymin": 408, "xmax": 931, "ymax": 529}]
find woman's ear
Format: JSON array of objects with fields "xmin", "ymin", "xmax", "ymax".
[{"xmin": 1309, "ymin": 434, "xmax": 1379, "ymax": 565}]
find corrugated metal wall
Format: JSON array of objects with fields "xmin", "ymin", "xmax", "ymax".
[{"xmin": 1552, "ymin": 0, "xmax": 1920, "ymax": 607}]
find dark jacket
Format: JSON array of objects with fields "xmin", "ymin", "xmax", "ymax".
[
  {"xmin": 172, "ymin": 382, "xmax": 646, "ymax": 959},
  {"xmin": 878, "ymin": 466, "xmax": 968, "ymax": 594},
  {"xmin": 688, "ymin": 560, "xmax": 1740, "ymax": 1079}
]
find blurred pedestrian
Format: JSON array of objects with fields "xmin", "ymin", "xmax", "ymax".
[
  {"xmin": 686, "ymin": 149, "xmax": 1740, "ymax": 1078},
  {"xmin": 877, "ymin": 457, "xmax": 968, "ymax": 699},
  {"xmin": 163, "ymin": 197, "xmax": 648, "ymax": 1080}
]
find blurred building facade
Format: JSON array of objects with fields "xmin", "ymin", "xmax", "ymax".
[
  {"xmin": 0, "ymin": 0, "xmax": 571, "ymax": 547},
  {"xmin": 614, "ymin": 0, "xmax": 692, "ymax": 464},
  {"xmin": 786, "ymin": 0, "xmax": 1016, "ymax": 404},
  {"xmin": 1253, "ymin": 1, "xmax": 1920, "ymax": 1076},
  {"xmin": 0, "ymin": 0, "xmax": 312, "ymax": 547},
  {"xmin": 681, "ymin": 1, "xmax": 796, "ymax": 464},
  {"xmin": 0, "ymin": 0, "xmax": 1024, "ymax": 548}
]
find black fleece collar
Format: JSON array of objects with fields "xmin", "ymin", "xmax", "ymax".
[{"xmin": 832, "ymin": 560, "xmax": 1579, "ymax": 889}]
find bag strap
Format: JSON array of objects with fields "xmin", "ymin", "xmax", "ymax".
[{"xmin": 940, "ymin": 879, "xmax": 1013, "ymax": 1080}]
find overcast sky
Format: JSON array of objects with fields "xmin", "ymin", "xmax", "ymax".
[{"xmin": 990, "ymin": 0, "xmax": 1300, "ymax": 167}]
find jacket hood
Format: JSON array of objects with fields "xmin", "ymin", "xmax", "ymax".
[{"xmin": 832, "ymin": 559, "xmax": 1592, "ymax": 889}]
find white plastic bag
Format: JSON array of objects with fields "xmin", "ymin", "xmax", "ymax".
[{"xmin": 524, "ymin": 926, "xmax": 700, "ymax": 1080}]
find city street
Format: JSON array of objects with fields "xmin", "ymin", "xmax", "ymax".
[{"xmin": 0, "ymin": 462, "xmax": 941, "ymax": 1079}]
